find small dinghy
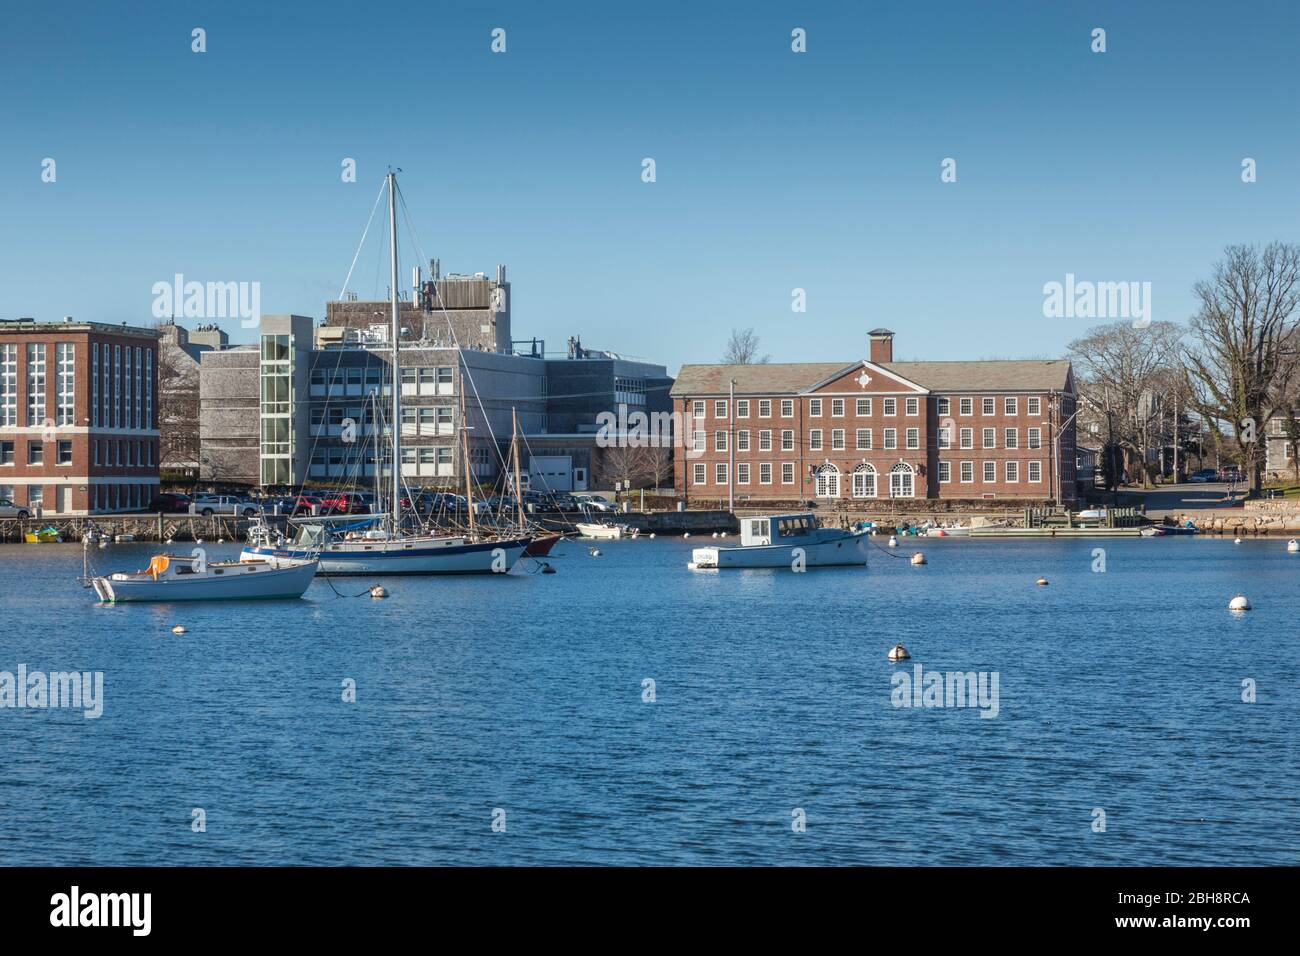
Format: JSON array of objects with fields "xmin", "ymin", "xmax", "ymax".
[{"xmin": 91, "ymin": 553, "xmax": 318, "ymax": 603}]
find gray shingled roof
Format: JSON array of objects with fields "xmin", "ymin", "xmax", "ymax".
[{"xmin": 671, "ymin": 360, "xmax": 1072, "ymax": 396}]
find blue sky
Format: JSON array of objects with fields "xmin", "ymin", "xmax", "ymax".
[{"xmin": 2, "ymin": 0, "xmax": 1297, "ymax": 371}]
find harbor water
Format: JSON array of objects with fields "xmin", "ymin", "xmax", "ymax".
[{"xmin": 0, "ymin": 535, "xmax": 1295, "ymax": 865}]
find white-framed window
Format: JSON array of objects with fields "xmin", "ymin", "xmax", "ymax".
[
  {"xmin": 737, "ymin": 462, "xmax": 750, "ymax": 484},
  {"xmin": 1027, "ymin": 397, "xmax": 1041, "ymax": 416},
  {"xmin": 692, "ymin": 400, "xmax": 705, "ymax": 418},
  {"xmin": 852, "ymin": 463, "xmax": 877, "ymax": 498},
  {"xmin": 960, "ymin": 461, "xmax": 974, "ymax": 483},
  {"xmin": 144, "ymin": 348, "xmax": 153, "ymax": 429},
  {"xmin": 759, "ymin": 429, "xmax": 773, "ymax": 451},
  {"xmin": 715, "ymin": 430, "xmax": 727, "ymax": 452},
  {"xmin": 938, "ymin": 461, "xmax": 951, "ymax": 483},
  {"xmin": 983, "ymin": 460, "xmax": 996, "ymax": 482},
  {"xmin": 831, "ymin": 428, "xmax": 845, "ymax": 450},
  {"xmin": 1005, "ymin": 397, "xmax": 1017, "ymax": 415},
  {"xmin": 983, "ymin": 428, "xmax": 996, "ymax": 449},
  {"xmin": 937, "ymin": 397, "xmax": 950, "ymax": 416},
  {"xmin": 780, "ymin": 429, "xmax": 794, "ymax": 451},
  {"xmin": 938, "ymin": 426, "xmax": 951, "ymax": 449},
  {"xmin": 1005, "ymin": 460, "xmax": 1019, "ymax": 482},
  {"xmin": 883, "ymin": 398, "xmax": 896, "ymax": 416},
  {"xmin": 759, "ymin": 399, "xmax": 772, "ymax": 418},
  {"xmin": 982, "ymin": 397, "xmax": 995, "ymax": 415},
  {"xmin": 26, "ymin": 344, "xmax": 46, "ymax": 427},
  {"xmin": 809, "ymin": 398, "xmax": 822, "ymax": 417},
  {"xmin": 905, "ymin": 397, "xmax": 919, "ymax": 416},
  {"xmin": 714, "ymin": 400, "xmax": 727, "ymax": 419},
  {"xmin": 693, "ymin": 429, "xmax": 706, "ymax": 452},
  {"xmin": 760, "ymin": 462, "xmax": 773, "ymax": 484},
  {"xmin": 959, "ymin": 397, "xmax": 972, "ymax": 416},
  {"xmin": 781, "ymin": 462, "xmax": 795, "ymax": 484},
  {"xmin": 737, "ymin": 430, "xmax": 750, "ymax": 451},
  {"xmin": 815, "ymin": 463, "xmax": 840, "ymax": 498},
  {"xmin": 1028, "ymin": 460, "xmax": 1042, "ymax": 482},
  {"xmin": 1027, "ymin": 427, "xmax": 1042, "ymax": 449},
  {"xmin": 856, "ymin": 398, "xmax": 872, "ymax": 416},
  {"xmin": 1005, "ymin": 428, "xmax": 1018, "ymax": 448},
  {"xmin": 715, "ymin": 462, "xmax": 728, "ymax": 484},
  {"xmin": 906, "ymin": 427, "xmax": 919, "ymax": 450},
  {"xmin": 56, "ymin": 343, "xmax": 75, "ymax": 426},
  {"xmin": 960, "ymin": 427, "xmax": 973, "ymax": 449},
  {"xmin": 883, "ymin": 428, "xmax": 897, "ymax": 450},
  {"xmin": 780, "ymin": 399, "xmax": 794, "ymax": 417},
  {"xmin": 809, "ymin": 429, "xmax": 823, "ymax": 451},
  {"xmin": 831, "ymin": 398, "xmax": 844, "ymax": 417},
  {"xmin": 736, "ymin": 399, "xmax": 750, "ymax": 418},
  {"xmin": 889, "ymin": 461, "xmax": 914, "ymax": 498},
  {"xmin": 856, "ymin": 428, "xmax": 872, "ymax": 450},
  {"xmin": 2, "ymin": 345, "xmax": 18, "ymax": 427},
  {"xmin": 693, "ymin": 463, "xmax": 706, "ymax": 484}
]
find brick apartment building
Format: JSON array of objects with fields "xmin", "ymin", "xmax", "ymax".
[
  {"xmin": 0, "ymin": 318, "xmax": 160, "ymax": 515},
  {"xmin": 671, "ymin": 329, "xmax": 1076, "ymax": 505}
]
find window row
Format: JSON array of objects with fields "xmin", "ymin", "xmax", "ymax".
[
  {"xmin": 690, "ymin": 396, "xmax": 1046, "ymax": 421},
  {"xmin": 936, "ymin": 460, "xmax": 1043, "ymax": 483}
]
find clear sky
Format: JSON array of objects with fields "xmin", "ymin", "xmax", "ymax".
[{"xmin": 2, "ymin": 0, "xmax": 1297, "ymax": 371}]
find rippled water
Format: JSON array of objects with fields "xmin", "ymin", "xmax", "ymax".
[{"xmin": 0, "ymin": 534, "xmax": 1295, "ymax": 865}]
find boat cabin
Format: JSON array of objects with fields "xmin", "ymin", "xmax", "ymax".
[{"xmin": 740, "ymin": 513, "xmax": 817, "ymax": 547}]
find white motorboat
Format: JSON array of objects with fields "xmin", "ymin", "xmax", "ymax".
[
  {"xmin": 575, "ymin": 521, "xmax": 628, "ymax": 540},
  {"xmin": 689, "ymin": 513, "xmax": 870, "ymax": 569},
  {"xmin": 91, "ymin": 553, "xmax": 318, "ymax": 603}
]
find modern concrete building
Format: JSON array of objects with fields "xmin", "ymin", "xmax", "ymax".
[
  {"xmin": 671, "ymin": 329, "xmax": 1077, "ymax": 505},
  {"xmin": 0, "ymin": 317, "xmax": 160, "ymax": 514}
]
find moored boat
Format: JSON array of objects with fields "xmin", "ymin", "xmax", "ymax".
[
  {"xmin": 91, "ymin": 553, "xmax": 318, "ymax": 603},
  {"xmin": 689, "ymin": 513, "xmax": 870, "ymax": 569},
  {"xmin": 575, "ymin": 521, "xmax": 627, "ymax": 540}
]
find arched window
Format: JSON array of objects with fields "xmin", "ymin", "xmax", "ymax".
[
  {"xmin": 815, "ymin": 463, "xmax": 840, "ymax": 498},
  {"xmin": 889, "ymin": 461, "xmax": 914, "ymax": 499},
  {"xmin": 852, "ymin": 463, "xmax": 877, "ymax": 498}
]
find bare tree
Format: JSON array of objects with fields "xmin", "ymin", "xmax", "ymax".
[
  {"xmin": 1183, "ymin": 243, "xmax": 1300, "ymax": 495},
  {"xmin": 723, "ymin": 328, "xmax": 769, "ymax": 365},
  {"xmin": 641, "ymin": 446, "xmax": 674, "ymax": 491},
  {"xmin": 1068, "ymin": 321, "xmax": 1184, "ymax": 488}
]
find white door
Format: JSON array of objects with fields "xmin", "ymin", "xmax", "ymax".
[
  {"xmin": 58, "ymin": 486, "xmax": 73, "ymax": 513},
  {"xmin": 573, "ymin": 468, "xmax": 588, "ymax": 492}
]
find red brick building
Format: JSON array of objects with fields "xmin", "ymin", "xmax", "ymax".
[
  {"xmin": 671, "ymin": 330, "xmax": 1076, "ymax": 505},
  {"xmin": 0, "ymin": 319, "xmax": 160, "ymax": 515}
]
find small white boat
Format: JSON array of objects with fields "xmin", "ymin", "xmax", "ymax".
[
  {"xmin": 91, "ymin": 553, "xmax": 318, "ymax": 602},
  {"xmin": 689, "ymin": 513, "xmax": 870, "ymax": 569},
  {"xmin": 576, "ymin": 521, "xmax": 628, "ymax": 540}
]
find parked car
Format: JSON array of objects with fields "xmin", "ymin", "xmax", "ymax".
[
  {"xmin": 1218, "ymin": 466, "xmax": 1242, "ymax": 483},
  {"xmin": 0, "ymin": 496, "xmax": 31, "ymax": 518},
  {"xmin": 1187, "ymin": 468, "xmax": 1218, "ymax": 483},
  {"xmin": 574, "ymin": 493, "xmax": 616, "ymax": 512},
  {"xmin": 149, "ymin": 492, "xmax": 193, "ymax": 513},
  {"xmin": 193, "ymin": 495, "xmax": 259, "ymax": 518},
  {"xmin": 319, "ymin": 491, "xmax": 372, "ymax": 515}
]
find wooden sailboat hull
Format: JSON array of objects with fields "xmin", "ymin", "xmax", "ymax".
[{"xmin": 523, "ymin": 533, "xmax": 562, "ymax": 557}]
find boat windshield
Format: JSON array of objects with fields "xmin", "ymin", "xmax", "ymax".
[{"xmin": 776, "ymin": 516, "xmax": 813, "ymax": 537}]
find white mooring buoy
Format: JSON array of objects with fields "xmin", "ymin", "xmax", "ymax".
[
  {"xmin": 888, "ymin": 643, "xmax": 911, "ymax": 662},
  {"xmin": 887, "ymin": 535, "xmax": 898, "ymax": 548},
  {"xmin": 683, "ymin": 532, "xmax": 691, "ymax": 539},
  {"xmin": 589, "ymin": 548, "xmax": 602, "ymax": 557},
  {"xmin": 1036, "ymin": 576, "xmax": 1049, "ymax": 586},
  {"xmin": 1228, "ymin": 594, "xmax": 1251, "ymax": 612},
  {"xmin": 1234, "ymin": 537, "xmax": 1242, "ymax": 545},
  {"xmin": 649, "ymin": 533, "xmax": 656, "ymax": 539},
  {"xmin": 171, "ymin": 625, "xmax": 187, "ymax": 635},
  {"xmin": 370, "ymin": 585, "xmax": 388, "ymax": 599},
  {"xmin": 910, "ymin": 552, "xmax": 926, "ymax": 566},
  {"xmin": 1287, "ymin": 539, "xmax": 1299, "ymax": 553}
]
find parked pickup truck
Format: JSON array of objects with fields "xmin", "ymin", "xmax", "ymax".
[{"xmin": 193, "ymin": 495, "xmax": 259, "ymax": 518}]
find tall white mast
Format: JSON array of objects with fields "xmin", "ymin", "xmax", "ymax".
[{"xmin": 387, "ymin": 169, "xmax": 402, "ymax": 531}]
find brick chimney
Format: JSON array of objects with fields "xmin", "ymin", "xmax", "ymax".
[{"xmin": 868, "ymin": 328, "xmax": 894, "ymax": 364}]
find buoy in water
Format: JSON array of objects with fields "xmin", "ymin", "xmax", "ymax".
[
  {"xmin": 887, "ymin": 535, "xmax": 898, "ymax": 548},
  {"xmin": 711, "ymin": 532, "xmax": 718, "ymax": 538},
  {"xmin": 1228, "ymin": 594, "xmax": 1251, "ymax": 611},
  {"xmin": 910, "ymin": 552, "xmax": 926, "ymax": 566},
  {"xmin": 540, "ymin": 563, "xmax": 556, "ymax": 574},
  {"xmin": 171, "ymin": 625, "xmax": 186, "ymax": 635},
  {"xmin": 370, "ymin": 585, "xmax": 388, "ymax": 599},
  {"xmin": 589, "ymin": 548, "xmax": 602, "ymax": 557},
  {"xmin": 217, "ymin": 538, "xmax": 224, "ymax": 544},
  {"xmin": 1288, "ymin": 539, "xmax": 1299, "ymax": 553},
  {"xmin": 683, "ymin": 532, "xmax": 690, "ymax": 539},
  {"xmin": 1036, "ymin": 576, "xmax": 1049, "ymax": 586},
  {"xmin": 649, "ymin": 533, "xmax": 656, "ymax": 539},
  {"xmin": 720, "ymin": 532, "xmax": 728, "ymax": 538},
  {"xmin": 888, "ymin": 643, "xmax": 910, "ymax": 662},
  {"xmin": 1234, "ymin": 537, "xmax": 1242, "ymax": 544}
]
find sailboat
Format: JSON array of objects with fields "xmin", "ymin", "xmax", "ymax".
[{"xmin": 240, "ymin": 170, "xmax": 531, "ymax": 575}]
